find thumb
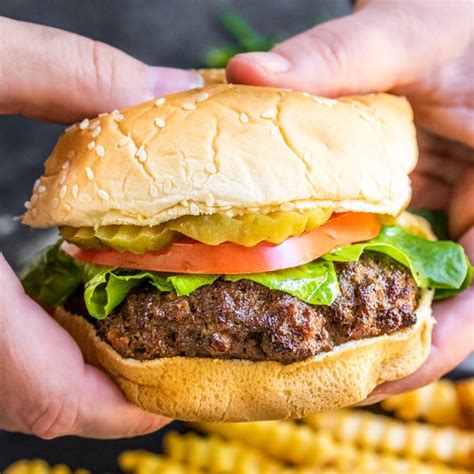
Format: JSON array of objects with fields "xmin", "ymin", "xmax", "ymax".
[
  {"xmin": 0, "ymin": 17, "xmax": 203, "ymax": 123},
  {"xmin": 226, "ymin": 1, "xmax": 472, "ymax": 96}
]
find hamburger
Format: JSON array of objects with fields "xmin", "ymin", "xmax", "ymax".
[{"xmin": 20, "ymin": 79, "xmax": 471, "ymax": 422}]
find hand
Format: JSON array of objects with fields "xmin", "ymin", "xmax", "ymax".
[
  {"xmin": 227, "ymin": 0, "xmax": 474, "ymax": 398},
  {"xmin": 0, "ymin": 16, "xmax": 202, "ymax": 438}
]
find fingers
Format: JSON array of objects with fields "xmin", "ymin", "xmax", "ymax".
[
  {"xmin": 0, "ymin": 17, "xmax": 203, "ymax": 123},
  {"xmin": 71, "ymin": 365, "xmax": 170, "ymax": 439},
  {"xmin": 0, "ymin": 254, "xmax": 169, "ymax": 439},
  {"xmin": 226, "ymin": 1, "xmax": 472, "ymax": 95},
  {"xmin": 450, "ymin": 169, "xmax": 474, "ymax": 239}
]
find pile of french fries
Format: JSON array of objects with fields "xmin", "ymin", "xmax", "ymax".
[{"xmin": 4, "ymin": 378, "xmax": 474, "ymax": 474}]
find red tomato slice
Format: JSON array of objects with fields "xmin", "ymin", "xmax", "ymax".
[{"xmin": 62, "ymin": 212, "xmax": 381, "ymax": 274}]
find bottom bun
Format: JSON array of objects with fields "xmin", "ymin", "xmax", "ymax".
[{"xmin": 54, "ymin": 290, "xmax": 433, "ymax": 422}]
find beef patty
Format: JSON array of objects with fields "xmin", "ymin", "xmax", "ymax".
[{"xmin": 65, "ymin": 253, "xmax": 418, "ymax": 364}]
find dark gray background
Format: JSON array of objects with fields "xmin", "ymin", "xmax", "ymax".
[{"xmin": 0, "ymin": 0, "xmax": 350, "ymax": 271}]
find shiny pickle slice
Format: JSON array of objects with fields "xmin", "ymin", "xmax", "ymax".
[{"xmin": 60, "ymin": 208, "xmax": 332, "ymax": 253}]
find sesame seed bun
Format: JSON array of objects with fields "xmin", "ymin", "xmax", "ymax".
[
  {"xmin": 22, "ymin": 84, "xmax": 417, "ymax": 228},
  {"xmin": 53, "ymin": 289, "xmax": 432, "ymax": 422}
]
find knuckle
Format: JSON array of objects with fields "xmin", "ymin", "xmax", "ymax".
[
  {"xmin": 304, "ymin": 26, "xmax": 351, "ymax": 75},
  {"xmin": 77, "ymin": 37, "xmax": 115, "ymax": 102},
  {"xmin": 27, "ymin": 395, "xmax": 79, "ymax": 439}
]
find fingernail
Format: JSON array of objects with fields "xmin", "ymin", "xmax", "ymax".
[
  {"xmin": 241, "ymin": 52, "xmax": 291, "ymax": 74},
  {"xmin": 354, "ymin": 393, "xmax": 387, "ymax": 407},
  {"xmin": 149, "ymin": 67, "xmax": 204, "ymax": 96}
]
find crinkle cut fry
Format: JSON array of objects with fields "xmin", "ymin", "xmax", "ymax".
[
  {"xmin": 381, "ymin": 379, "xmax": 463, "ymax": 427},
  {"xmin": 3, "ymin": 459, "xmax": 90, "ymax": 474},
  {"xmin": 456, "ymin": 379, "xmax": 474, "ymax": 428},
  {"xmin": 193, "ymin": 419, "xmax": 337, "ymax": 466},
  {"xmin": 304, "ymin": 410, "xmax": 474, "ymax": 468},
  {"xmin": 118, "ymin": 449, "xmax": 197, "ymax": 474},
  {"xmin": 163, "ymin": 431, "xmax": 285, "ymax": 473},
  {"xmin": 194, "ymin": 420, "xmax": 464, "ymax": 473}
]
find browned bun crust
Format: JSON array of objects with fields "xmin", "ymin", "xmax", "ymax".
[{"xmin": 54, "ymin": 290, "xmax": 432, "ymax": 422}]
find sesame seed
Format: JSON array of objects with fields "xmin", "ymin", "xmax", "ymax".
[
  {"xmin": 248, "ymin": 207, "xmax": 259, "ymax": 213},
  {"xmin": 270, "ymin": 126, "xmax": 279, "ymax": 135},
  {"xmin": 280, "ymin": 202, "xmax": 294, "ymax": 211},
  {"xmin": 62, "ymin": 160, "xmax": 70, "ymax": 170},
  {"xmin": 98, "ymin": 112, "xmax": 108, "ymax": 117},
  {"xmin": 206, "ymin": 192, "xmax": 215, "ymax": 207},
  {"xmin": 205, "ymin": 162, "xmax": 217, "ymax": 174},
  {"xmin": 190, "ymin": 203, "xmax": 200, "ymax": 215},
  {"xmin": 60, "ymin": 185, "xmax": 67, "ymax": 199},
  {"xmin": 239, "ymin": 113, "xmax": 249, "ymax": 124},
  {"xmin": 111, "ymin": 109, "xmax": 119, "ymax": 115},
  {"xmin": 197, "ymin": 92, "xmax": 209, "ymax": 102},
  {"xmin": 85, "ymin": 167, "xmax": 94, "ymax": 180},
  {"xmin": 89, "ymin": 120, "xmax": 100, "ymax": 130},
  {"xmin": 33, "ymin": 179, "xmax": 40, "ymax": 190},
  {"xmin": 154, "ymin": 117, "xmax": 166, "ymax": 128},
  {"xmin": 118, "ymin": 136, "xmax": 131, "ymax": 147},
  {"xmin": 155, "ymin": 97, "xmax": 166, "ymax": 106},
  {"xmin": 98, "ymin": 189, "xmax": 110, "ymax": 200},
  {"xmin": 303, "ymin": 150, "xmax": 312, "ymax": 164},
  {"xmin": 24, "ymin": 201, "xmax": 31, "ymax": 209},
  {"xmin": 72, "ymin": 185, "xmax": 79, "ymax": 198},
  {"xmin": 59, "ymin": 173, "xmax": 67, "ymax": 185},
  {"xmin": 313, "ymin": 96, "xmax": 337, "ymax": 107},
  {"xmin": 149, "ymin": 184, "xmax": 159, "ymax": 198},
  {"xmin": 225, "ymin": 210, "xmax": 234, "ymax": 217},
  {"xmin": 67, "ymin": 150, "xmax": 75, "ymax": 159},
  {"xmin": 114, "ymin": 114, "xmax": 124, "ymax": 121},
  {"xmin": 64, "ymin": 204, "xmax": 72, "ymax": 212},
  {"xmin": 261, "ymin": 109, "xmax": 276, "ymax": 119},
  {"xmin": 31, "ymin": 195, "xmax": 38, "ymax": 204},
  {"xmin": 163, "ymin": 179, "xmax": 172, "ymax": 194},
  {"xmin": 138, "ymin": 148, "xmax": 147, "ymax": 163},
  {"xmin": 136, "ymin": 145, "xmax": 147, "ymax": 162},
  {"xmin": 95, "ymin": 145, "xmax": 105, "ymax": 157},
  {"xmin": 38, "ymin": 185, "xmax": 46, "ymax": 193},
  {"xmin": 52, "ymin": 197, "xmax": 59, "ymax": 209},
  {"xmin": 182, "ymin": 102, "xmax": 196, "ymax": 111},
  {"xmin": 92, "ymin": 126, "xmax": 101, "ymax": 138},
  {"xmin": 31, "ymin": 208, "xmax": 38, "ymax": 218},
  {"xmin": 79, "ymin": 193, "xmax": 92, "ymax": 203},
  {"xmin": 358, "ymin": 111, "xmax": 372, "ymax": 121},
  {"xmin": 301, "ymin": 91, "xmax": 311, "ymax": 97},
  {"xmin": 88, "ymin": 141, "xmax": 96, "ymax": 150},
  {"xmin": 65, "ymin": 124, "xmax": 77, "ymax": 133},
  {"xmin": 180, "ymin": 200, "xmax": 189, "ymax": 207},
  {"xmin": 80, "ymin": 118, "xmax": 90, "ymax": 130}
]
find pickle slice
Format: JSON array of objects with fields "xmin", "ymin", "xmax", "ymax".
[{"xmin": 60, "ymin": 208, "xmax": 332, "ymax": 253}]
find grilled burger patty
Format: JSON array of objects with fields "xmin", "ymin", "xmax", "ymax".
[{"xmin": 65, "ymin": 253, "xmax": 418, "ymax": 364}]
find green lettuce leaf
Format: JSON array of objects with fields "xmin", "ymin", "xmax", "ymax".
[
  {"xmin": 20, "ymin": 242, "xmax": 82, "ymax": 307},
  {"xmin": 323, "ymin": 226, "xmax": 472, "ymax": 295},
  {"xmin": 226, "ymin": 261, "xmax": 339, "ymax": 305}
]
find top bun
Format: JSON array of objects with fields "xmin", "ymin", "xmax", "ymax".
[{"xmin": 22, "ymin": 83, "xmax": 417, "ymax": 228}]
